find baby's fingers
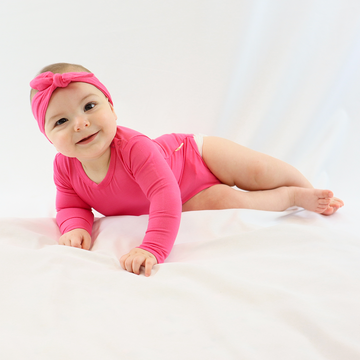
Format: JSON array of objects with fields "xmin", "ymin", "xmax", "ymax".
[
  {"xmin": 121, "ymin": 255, "xmax": 144, "ymax": 275},
  {"xmin": 58, "ymin": 229, "xmax": 92, "ymax": 250},
  {"xmin": 120, "ymin": 255, "xmax": 155, "ymax": 276},
  {"xmin": 119, "ymin": 254, "xmax": 127, "ymax": 271},
  {"xmin": 120, "ymin": 249, "xmax": 157, "ymax": 276},
  {"xmin": 144, "ymin": 257, "xmax": 157, "ymax": 277},
  {"xmin": 59, "ymin": 237, "xmax": 70, "ymax": 246},
  {"xmin": 119, "ymin": 254, "xmax": 137, "ymax": 274},
  {"xmin": 81, "ymin": 232, "xmax": 91, "ymax": 250},
  {"xmin": 70, "ymin": 237, "xmax": 82, "ymax": 248},
  {"xmin": 132, "ymin": 256, "xmax": 146, "ymax": 275}
]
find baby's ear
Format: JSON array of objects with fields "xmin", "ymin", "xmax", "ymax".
[{"xmin": 109, "ymin": 101, "xmax": 117, "ymax": 120}]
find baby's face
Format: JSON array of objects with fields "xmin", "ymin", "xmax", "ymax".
[{"xmin": 44, "ymin": 82, "xmax": 117, "ymax": 162}]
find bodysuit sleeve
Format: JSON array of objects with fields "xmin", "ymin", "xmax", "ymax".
[
  {"xmin": 123, "ymin": 135, "xmax": 182, "ymax": 263},
  {"xmin": 54, "ymin": 154, "xmax": 94, "ymax": 235}
]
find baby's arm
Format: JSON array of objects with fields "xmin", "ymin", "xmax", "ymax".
[
  {"xmin": 121, "ymin": 135, "xmax": 183, "ymax": 275},
  {"xmin": 53, "ymin": 154, "xmax": 94, "ymax": 249},
  {"xmin": 59, "ymin": 228, "xmax": 92, "ymax": 250}
]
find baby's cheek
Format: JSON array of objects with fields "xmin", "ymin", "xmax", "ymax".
[{"xmin": 54, "ymin": 134, "xmax": 73, "ymax": 156}]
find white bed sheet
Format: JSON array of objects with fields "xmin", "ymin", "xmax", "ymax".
[{"xmin": 0, "ymin": 207, "xmax": 359, "ymax": 359}]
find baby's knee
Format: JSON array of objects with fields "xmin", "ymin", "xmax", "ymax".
[{"xmin": 182, "ymin": 184, "xmax": 234, "ymax": 211}]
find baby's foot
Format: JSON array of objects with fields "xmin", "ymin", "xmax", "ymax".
[
  {"xmin": 292, "ymin": 188, "xmax": 342, "ymax": 215},
  {"xmin": 319, "ymin": 197, "xmax": 344, "ymax": 216}
]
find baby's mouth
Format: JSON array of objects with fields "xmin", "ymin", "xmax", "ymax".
[{"xmin": 77, "ymin": 131, "xmax": 99, "ymax": 144}]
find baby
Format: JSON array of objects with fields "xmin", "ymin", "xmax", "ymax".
[{"xmin": 30, "ymin": 62, "xmax": 344, "ymax": 277}]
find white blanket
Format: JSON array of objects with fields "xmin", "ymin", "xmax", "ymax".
[{"xmin": 0, "ymin": 207, "xmax": 359, "ymax": 359}]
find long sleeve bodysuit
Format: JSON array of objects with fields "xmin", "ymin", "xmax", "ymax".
[{"xmin": 54, "ymin": 126, "xmax": 221, "ymax": 263}]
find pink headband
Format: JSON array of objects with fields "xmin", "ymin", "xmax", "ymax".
[{"xmin": 30, "ymin": 71, "xmax": 113, "ymax": 136}]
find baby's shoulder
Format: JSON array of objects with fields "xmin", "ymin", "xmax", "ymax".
[
  {"xmin": 115, "ymin": 126, "xmax": 143, "ymax": 138},
  {"xmin": 53, "ymin": 152, "xmax": 74, "ymax": 174},
  {"xmin": 113, "ymin": 126, "xmax": 152, "ymax": 149}
]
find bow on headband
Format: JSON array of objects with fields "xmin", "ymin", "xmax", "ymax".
[{"xmin": 30, "ymin": 71, "xmax": 113, "ymax": 136}]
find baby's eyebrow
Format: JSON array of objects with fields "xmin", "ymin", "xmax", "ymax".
[
  {"xmin": 47, "ymin": 111, "xmax": 65, "ymax": 124},
  {"xmin": 80, "ymin": 93, "xmax": 99, "ymax": 103}
]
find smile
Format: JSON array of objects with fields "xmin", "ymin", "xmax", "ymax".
[{"xmin": 76, "ymin": 131, "xmax": 99, "ymax": 145}]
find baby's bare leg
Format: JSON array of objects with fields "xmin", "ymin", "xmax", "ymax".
[
  {"xmin": 182, "ymin": 184, "xmax": 334, "ymax": 213},
  {"xmin": 202, "ymin": 137, "xmax": 313, "ymax": 190},
  {"xmin": 183, "ymin": 137, "xmax": 343, "ymax": 214}
]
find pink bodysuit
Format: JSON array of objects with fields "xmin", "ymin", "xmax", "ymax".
[{"xmin": 55, "ymin": 126, "xmax": 221, "ymax": 263}]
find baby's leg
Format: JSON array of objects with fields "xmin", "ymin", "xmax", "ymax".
[
  {"xmin": 183, "ymin": 184, "xmax": 335, "ymax": 213},
  {"xmin": 201, "ymin": 136, "xmax": 313, "ymax": 190},
  {"xmin": 183, "ymin": 137, "xmax": 343, "ymax": 214}
]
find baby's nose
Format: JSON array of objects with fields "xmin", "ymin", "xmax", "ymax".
[{"xmin": 74, "ymin": 116, "xmax": 90, "ymax": 131}]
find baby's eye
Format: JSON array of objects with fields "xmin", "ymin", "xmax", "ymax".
[
  {"xmin": 84, "ymin": 102, "xmax": 96, "ymax": 111},
  {"xmin": 55, "ymin": 118, "xmax": 68, "ymax": 127}
]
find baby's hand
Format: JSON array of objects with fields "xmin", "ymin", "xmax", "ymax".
[
  {"xmin": 120, "ymin": 248, "xmax": 158, "ymax": 277},
  {"xmin": 58, "ymin": 229, "xmax": 91, "ymax": 250}
]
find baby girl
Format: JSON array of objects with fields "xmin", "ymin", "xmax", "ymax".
[{"xmin": 30, "ymin": 62, "xmax": 344, "ymax": 276}]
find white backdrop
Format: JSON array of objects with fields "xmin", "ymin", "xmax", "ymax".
[{"xmin": 1, "ymin": 0, "xmax": 359, "ymax": 217}]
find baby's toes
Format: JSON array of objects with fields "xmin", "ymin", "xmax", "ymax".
[
  {"xmin": 331, "ymin": 197, "xmax": 344, "ymax": 207},
  {"xmin": 320, "ymin": 206, "xmax": 335, "ymax": 216},
  {"xmin": 321, "ymin": 190, "xmax": 333, "ymax": 199},
  {"xmin": 330, "ymin": 202, "xmax": 341, "ymax": 212},
  {"xmin": 320, "ymin": 201, "xmax": 342, "ymax": 216}
]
